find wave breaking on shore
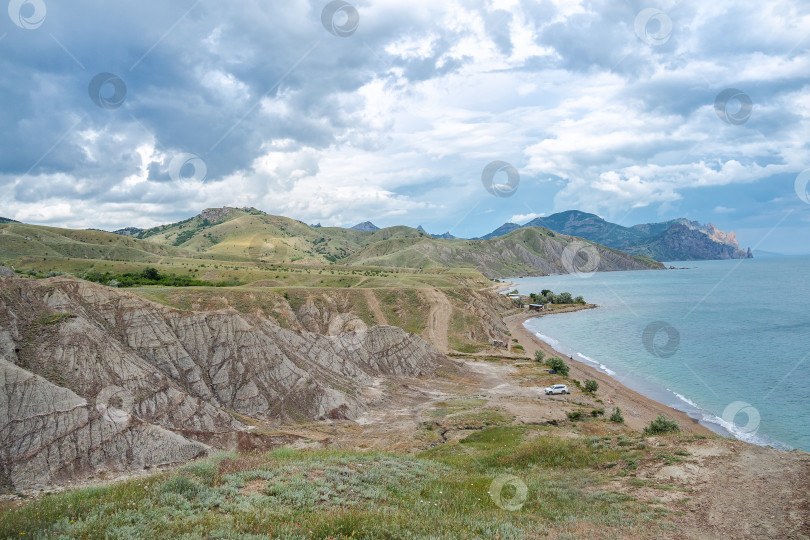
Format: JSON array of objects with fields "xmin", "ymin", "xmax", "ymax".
[{"xmin": 529, "ymin": 326, "xmax": 793, "ymax": 451}]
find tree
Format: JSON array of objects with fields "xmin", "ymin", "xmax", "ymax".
[
  {"xmin": 546, "ymin": 357, "xmax": 569, "ymax": 376},
  {"xmin": 541, "ymin": 289, "xmax": 552, "ymax": 296},
  {"xmin": 534, "ymin": 350, "xmax": 545, "ymax": 363},
  {"xmin": 584, "ymin": 379, "xmax": 599, "ymax": 393},
  {"xmin": 557, "ymin": 292, "xmax": 573, "ymax": 304},
  {"xmin": 574, "ymin": 296, "xmax": 585, "ymax": 304},
  {"xmin": 610, "ymin": 407, "xmax": 624, "ymax": 423},
  {"xmin": 142, "ymin": 267, "xmax": 161, "ymax": 281},
  {"xmin": 643, "ymin": 415, "xmax": 681, "ymax": 435}
]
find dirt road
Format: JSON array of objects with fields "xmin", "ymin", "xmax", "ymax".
[{"xmin": 421, "ymin": 288, "xmax": 451, "ymax": 353}]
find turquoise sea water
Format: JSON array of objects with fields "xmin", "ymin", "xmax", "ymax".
[{"xmin": 514, "ymin": 256, "xmax": 810, "ymax": 451}]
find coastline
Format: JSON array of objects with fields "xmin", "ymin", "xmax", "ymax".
[{"xmin": 505, "ymin": 308, "xmax": 715, "ymax": 436}]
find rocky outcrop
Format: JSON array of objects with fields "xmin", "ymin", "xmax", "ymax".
[
  {"xmin": 634, "ymin": 224, "xmax": 750, "ymax": 261},
  {"xmin": 0, "ymin": 277, "xmax": 450, "ymax": 491}
]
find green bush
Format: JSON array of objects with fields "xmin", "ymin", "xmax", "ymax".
[
  {"xmin": 545, "ymin": 357, "xmax": 569, "ymax": 376},
  {"xmin": 529, "ymin": 290, "xmax": 587, "ymax": 305},
  {"xmin": 567, "ymin": 411, "xmax": 584, "ymax": 421},
  {"xmin": 82, "ymin": 267, "xmax": 238, "ymax": 288},
  {"xmin": 534, "ymin": 350, "xmax": 545, "ymax": 363},
  {"xmin": 583, "ymin": 379, "xmax": 599, "ymax": 393},
  {"xmin": 643, "ymin": 415, "xmax": 680, "ymax": 435},
  {"xmin": 609, "ymin": 407, "xmax": 624, "ymax": 423},
  {"xmin": 555, "ymin": 292, "xmax": 573, "ymax": 304}
]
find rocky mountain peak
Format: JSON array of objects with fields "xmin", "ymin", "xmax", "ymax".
[{"xmin": 351, "ymin": 221, "xmax": 380, "ymax": 232}]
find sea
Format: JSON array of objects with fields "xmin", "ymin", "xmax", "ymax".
[{"xmin": 513, "ymin": 255, "xmax": 810, "ymax": 452}]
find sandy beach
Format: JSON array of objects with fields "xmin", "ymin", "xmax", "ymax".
[{"xmin": 505, "ymin": 307, "xmax": 714, "ymax": 436}]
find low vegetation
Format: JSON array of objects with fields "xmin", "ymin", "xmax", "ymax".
[
  {"xmin": 81, "ymin": 267, "xmax": 241, "ymax": 288},
  {"xmin": 643, "ymin": 415, "xmax": 681, "ymax": 436},
  {"xmin": 610, "ymin": 407, "xmax": 625, "ymax": 424},
  {"xmin": 529, "ymin": 289, "xmax": 585, "ymax": 305},
  {"xmin": 1, "ymin": 426, "xmax": 681, "ymax": 539},
  {"xmin": 545, "ymin": 357, "xmax": 570, "ymax": 376}
]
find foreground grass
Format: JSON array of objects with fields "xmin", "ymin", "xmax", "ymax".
[{"xmin": 1, "ymin": 426, "xmax": 676, "ymax": 539}]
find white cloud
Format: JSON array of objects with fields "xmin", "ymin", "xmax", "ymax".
[{"xmin": 509, "ymin": 212, "xmax": 545, "ymax": 224}]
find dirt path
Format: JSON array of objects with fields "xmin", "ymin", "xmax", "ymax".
[
  {"xmin": 363, "ymin": 289, "xmax": 388, "ymax": 326},
  {"xmin": 421, "ymin": 288, "xmax": 451, "ymax": 353}
]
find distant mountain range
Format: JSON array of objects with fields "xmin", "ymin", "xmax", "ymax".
[
  {"xmin": 351, "ymin": 221, "xmax": 455, "ymax": 239},
  {"xmin": 417, "ymin": 225, "xmax": 455, "ymax": 239},
  {"xmin": 2, "ymin": 207, "xmax": 749, "ymax": 277},
  {"xmin": 479, "ymin": 211, "xmax": 752, "ymax": 262},
  {"xmin": 336, "ymin": 211, "xmax": 750, "ymax": 261},
  {"xmin": 0, "ymin": 206, "xmax": 663, "ymax": 278}
]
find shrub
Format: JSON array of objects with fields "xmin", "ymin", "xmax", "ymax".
[
  {"xmin": 583, "ymin": 379, "xmax": 599, "ymax": 393},
  {"xmin": 534, "ymin": 350, "xmax": 545, "ymax": 363},
  {"xmin": 556, "ymin": 292, "xmax": 573, "ymax": 304},
  {"xmin": 142, "ymin": 267, "xmax": 160, "ymax": 281},
  {"xmin": 545, "ymin": 357, "xmax": 569, "ymax": 376},
  {"xmin": 567, "ymin": 411, "xmax": 584, "ymax": 421},
  {"xmin": 643, "ymin": 415, "xmax": 680, "ymax": 436},
  {"xmin": 610, "ymin": 407, "xmax": 624, "ymax": 423}
]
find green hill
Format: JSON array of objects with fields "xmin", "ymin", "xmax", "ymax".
[
  {"xmin": 0, "ymin": 222, "xmax": 198, "ymax": 262},
  {"xmin": 0, "ymin": 207, "xmax": 663, "ymax": 282}
]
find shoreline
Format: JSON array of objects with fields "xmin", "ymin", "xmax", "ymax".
[{"xmin": 505, "ymin": 308, "xmax": 716, "ymax": 436}]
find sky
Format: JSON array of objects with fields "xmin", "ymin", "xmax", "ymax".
[{"xmin": 1, "ymin": 0, "xmax": 810, "ymax": 253}]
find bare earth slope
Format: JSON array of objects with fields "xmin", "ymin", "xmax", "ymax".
[{"xmin": 0, "ymin": 277, "xmax": 451, "ymax": 491}]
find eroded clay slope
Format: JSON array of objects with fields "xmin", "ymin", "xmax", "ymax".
[{"xmin": 0, "ymin": 277, "xmax": 450, "ymax": 491}]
